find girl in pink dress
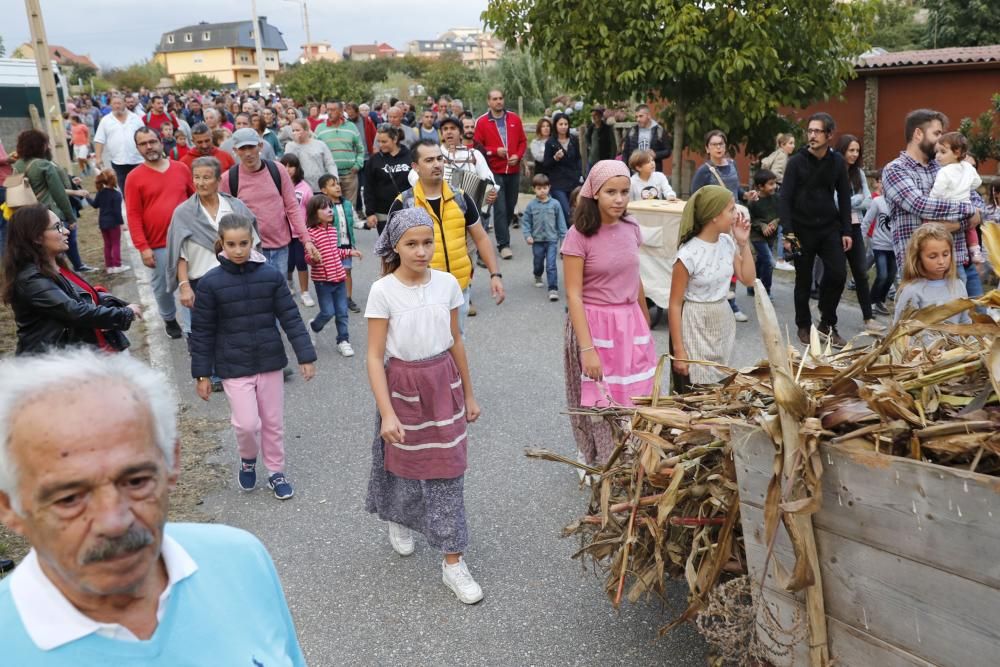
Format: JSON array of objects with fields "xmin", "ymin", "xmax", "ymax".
[{"xmin": 562, "ymin": 160, "xmax": 657, "ymax": 466}]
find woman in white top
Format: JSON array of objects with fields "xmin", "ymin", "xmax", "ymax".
[
  {"xmin": 167, "ymin": 156, "xmax": 260, "ymax": 331},
  {"xmin": 364, "ymin": 208, "xmax": 485, "ymax": 606},
  {"xmin": 530, "ymin": 117, "xmax": 552, "ymax": 175},
  {"xmin": 669, "ymin": 185, "xmax": 755, "ymax": 386}
]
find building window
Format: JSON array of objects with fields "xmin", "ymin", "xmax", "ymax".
[
  {"xmin": 203, "ymin": 31, "xmax": 211, "ymax": 40},
  {"xmin": 266, "ymin": 55, "xmax": 275, "ymax": 62},
  {"xmin": 166, "ymin": 35, "xmax": 175, "ymax": 44},
  {"xmin": 240, "ymin": 54, "xmax": 250, "ymax": 63},
  {"xmin": 184, "ymin": 32, "xmax": 192, "ymax": 42},
  {"xmin": 193, "ymin": 54, "xmax": 204, "ymax": 64}
]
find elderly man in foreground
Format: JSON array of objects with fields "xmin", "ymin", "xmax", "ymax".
[{"xmin": 0, "ymin": 349, "xmax": 306, "ymax": 665}]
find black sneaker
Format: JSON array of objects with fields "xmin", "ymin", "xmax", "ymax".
[
  {"xmin": 211, "ymin": 380, "xmax": 224, "ymax": 393},
  {"xmin": 872, "ymin": 302, "xmax": 890, "ymax": 316},
  {"xmin": 268, "ymin": 472, "xmax": 294, "ymax": 500},
  {"xmin": 282, "ymin": 367, "xmax": 294, "ymax": 381},
  {"xmin": 476, "ymin": 257, "xmax": 487, "ymax": 269},
  {"xmin": 164, "ymin": 319, "xmax": 183, "ymax": 339},
  {"xmin": 797, "ymin": 327, "xmax": 811, "ymax": 345},
  {"xmin": 238, "ymin": 458, "xmax": 257, "ymax": 491},
  {"xmin": 0, "ymin": 558, "xmax": 14, "ymax": 574},
  {"xmin": 347, "ymin": 298, "xmax": 361, "ymax": 313},
  {"xmin": 817, "ymin": 323, "xmax": 846, "ymax": 349},
  {"xmin": 76, "ymin": 265, "xmax": 96, "ymax": 273}
]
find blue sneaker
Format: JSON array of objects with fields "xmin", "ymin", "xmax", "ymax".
[
  {"xmin": 238, "ymin": 458, "xmax": 256, "ymax": 491},
  {"xmin": 268, "ymin": 472, "xmax": 294, "ymax": 500}
]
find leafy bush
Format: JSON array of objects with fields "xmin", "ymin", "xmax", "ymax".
[
  {"xmin": 103, "ymin": 60, "xmax": 167, "ymax": 91},
  {"xmin": 175, "ymin": 73, "xmax": 224, "ymax": 91}
]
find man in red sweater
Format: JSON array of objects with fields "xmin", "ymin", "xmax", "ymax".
[
  {"xmin": 474, "ymin": 89, "xmax": 527, "ymax": 260},
  {"xmin": 143, "ymin": 96, "xmax": 181, "ymax": 136},
  {"xmin": 180, "ymin": 122, "xmax": 235, "ymax": 171},
  {"xmin": 126, "ymin": 127, "xmax": 194, "ymax": 339}
]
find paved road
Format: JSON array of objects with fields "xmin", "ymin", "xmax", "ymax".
[{"xmin": 154, "ymin": 224, "xmax": 868, "ymax": 666}]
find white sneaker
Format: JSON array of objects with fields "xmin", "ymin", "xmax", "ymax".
[
  {"xmin": 534, "ymin": 278, "xmax": 544, "ymax": 288},
  {"xmin": 337, "ymin": 341, "xmax": 355, "ymax": 357},
  {"xmin": 388, "ymin": 522, "xmax": 415, "ymax": 556},
  {"xmin": 734, "ymin": 310, "xmax": 749, "ymax": 322},
  {"xmin": 775, "ymin": 260, "xmax": 795, "ymax": 272},
  {"xmin": 548, "ymin": 290, "xmax": 559, "ymax": 302},
  {"xmin": 301, "ymin": 292, "xmax": 316, "ymax": 307},
  {"xmin": 442, "ymin": 558, "xmax": 484, "ymax": 604},
  {"xmin": 117, "ymin": 264, "xmax": 131, "ymax": 273},
  {"xmin": 865, "ymin": 319, "xmax": 886, "ymax": 334}
]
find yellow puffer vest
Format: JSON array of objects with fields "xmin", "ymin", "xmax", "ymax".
[{"xmin": 397, "ymin": 181, "xmax": 473, "ymax": 289}]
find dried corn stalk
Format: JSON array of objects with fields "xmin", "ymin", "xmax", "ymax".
[{"xmin": 530, "ymin": 288, "xmax": 1000, "ymax": 641}]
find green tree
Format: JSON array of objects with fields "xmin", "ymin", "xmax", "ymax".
[
  {"xmin": 867, "ymin": 0, "xmax": 924, "ymax": 51},
  {"xmin": 275, "ymin": 60, "xmax": 372, "ymax": 104},
  {"xmin": 104, "ymin": 60, "xmax": 167, "ymax": 91},
  {"xmin": 924, "ymin": 0, "xmax": 1000, "ymax": 48},
  {"xmin": 422, "ymin": 52, "xmax": 475, "ymax": 99},
  {"xmin": 484, "ymin": 0, "xmax": 876, "ymax": 189},
  {"xmin": 0, "ymin": 35, "xmax": 6, "ymax": 58},
  {"xmin": 958, "ymin": 94, "xmax": 1000, "ymax": 164},
  {"xmin": 175, "ymin": 72, "xmax": 223, "ymax": 91},
  {"xmin": 69, "ymin": 64, "xmax": 98, "ymax": 84}
]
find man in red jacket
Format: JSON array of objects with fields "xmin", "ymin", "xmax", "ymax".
[
  {"xmin": 180, "ymin": 123, "xmax": 235, "ymax": 171},
  {"xmin": 125, "ymin": 127, "xmax": 194, "ymax": 339},
  {"xmin": 474, "ymin": 89, "xmax": 527, "ymax": 260}
]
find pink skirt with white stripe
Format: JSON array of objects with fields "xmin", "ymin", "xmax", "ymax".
[{"xmin": 579, "ymin": 301, "xmax": 657, "ymax": 407}]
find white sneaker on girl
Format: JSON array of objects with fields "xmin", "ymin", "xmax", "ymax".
[
  {"xmin": 442, "ymin": 558, "xmax": 484, "ymax": 604},
  {"xmin": 388, "ymin": 522, "xmax": 415, "ymax": 556}
]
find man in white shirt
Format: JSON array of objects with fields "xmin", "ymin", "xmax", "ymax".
[{"xmin": 93, "ymin": 94, "xmax": 145, "ymax": 195}]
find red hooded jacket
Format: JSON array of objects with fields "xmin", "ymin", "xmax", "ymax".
[{"xmin": 474, "ymin": 110, "xmax": 527, "ymax": 175}]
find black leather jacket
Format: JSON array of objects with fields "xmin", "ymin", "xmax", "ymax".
[{"xmin": 12, "ymin": 264, "xmax": 135, "ymax": 355}]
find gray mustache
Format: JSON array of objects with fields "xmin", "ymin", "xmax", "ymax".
[{"xmin": 81, "ymin": 525, "xmax": 154, "ymax": 565}]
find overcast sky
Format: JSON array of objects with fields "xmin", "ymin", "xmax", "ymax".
[{"xmin": 5, "ymin": 0, "xmax": 492, "ymax": 68}]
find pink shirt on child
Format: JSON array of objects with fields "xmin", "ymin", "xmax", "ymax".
[{"xmin": 560, "ymin": 218, "xmax": 643, "ymax": 305}]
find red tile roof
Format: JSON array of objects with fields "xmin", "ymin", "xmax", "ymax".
[
  {"xmin": 857, "ymin": 45, "xmax": 1000, "ymax": 70},
  {"xmin": 47, "ymin": 45, "xmax": 97, "ymax": 70}
]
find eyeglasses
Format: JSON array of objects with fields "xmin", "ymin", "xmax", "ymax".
[
  {"xmin": 806, "ymin": 128, "xmax": 827, "ymax": 135},
  {"xmin": 47, "ymin": 222, "xmax": 68, "ymax": 233},
  {"xmin": 707, "ymin": 142, "xmax": 726, "ymax": 147}
]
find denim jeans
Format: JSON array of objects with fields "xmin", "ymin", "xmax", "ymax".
[
  {"xmin": 262, "ymin": 245, "xmax": 290, "ymax": 275},
  {"xmin": 312, "ymin": 281, "xmax": 349, "ymax": 343},
  {"xmin": 66, "ymin": 224, "xmax": 85, "ymax": 270},
  {"xmin": 847, "ymin": 225, "xmax": 873, "ymax": 320},
  {"xmin": 870, "ymin": 249, "xmax": 897, "ymax": 305},
  {"xmin": 491, "ymin": 172, "xmax": 521, "ymax": 250},
  {"xmin": 959, "ymin": 262, "xmax": 984, "ymax": 298},
  {"xmin": 149, "ymin": 247, "xmax": 179, "ymax": 322},
  {"xmin": 751, "ymin": 240, "xmax": 774, "ymax": 294},
  {"xmin": 532, "ymin": 240, "xmax": 559, "ymax": 291},
  {"xmin": 775, "ymin": 224, "xmax": 785, "ymax": 261},
  {"xmin": 550, "ymin": 189, "xmax": 572, "ymax": 224},
  {"xmin": 111, "ymin": 163, "xmax": 139, "ymax": 200}
]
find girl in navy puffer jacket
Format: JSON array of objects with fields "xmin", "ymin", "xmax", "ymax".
[{"xmin": 190, "ymin": 213, "xmax": 317, "ymax": 500}]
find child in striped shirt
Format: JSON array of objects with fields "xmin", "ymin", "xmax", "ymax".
[{"xmin": 304, "ymin": 193, "xmax": 362, "ymax": 357}]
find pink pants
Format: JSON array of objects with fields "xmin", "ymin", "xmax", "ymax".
[
  {"xmin": 101, "ymin": 227, "xmax": 122, "ymax": 268},
  {"xmin": 222, "ymin": 370, "xmax": 286, "ymax": 473}
]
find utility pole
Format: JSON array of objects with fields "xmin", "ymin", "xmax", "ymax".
[
  {"xmin": 303, "ymin": 1, "xmax": 313, "ymax": 62},
  {"xmin": 250, "ymin": 0, "xmax": 269, "ymax": 94},
  {"xmin": 23, "ymin": 0, "xmax": 71, "ymax": 171}
]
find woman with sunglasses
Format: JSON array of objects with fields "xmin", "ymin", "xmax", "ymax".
[{"xmin": 0, "ymin": 205, "xmax": 141, "ymax": 355}]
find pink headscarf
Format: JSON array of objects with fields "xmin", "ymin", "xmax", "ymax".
[{"xmin": 579, "ymin": 159, "xmax": 631, "ymax": 199}]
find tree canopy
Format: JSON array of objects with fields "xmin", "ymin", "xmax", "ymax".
[
  {"xmin": 174, "ymin": 72, "xmax": 224, "ymax": 91},
  {"xmin": 484, "ymin": 0, "xmax": 876, "ymax": 187},
  {"xmin": 924, "ymin": 0, "xmax": 1000, "ymax": 48}
]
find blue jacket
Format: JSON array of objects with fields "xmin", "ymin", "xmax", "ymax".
[
  {"xmin": 190, "ymin": 253, "xmax": 316, "ymax": 379},
  {"xmin": 521, "ymin": 197, "xmax": 567, "ymax": 243}
]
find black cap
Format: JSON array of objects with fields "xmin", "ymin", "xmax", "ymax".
[{"xmin": 438, "ymin": 115, "xmax": 462, "ymax": 130}]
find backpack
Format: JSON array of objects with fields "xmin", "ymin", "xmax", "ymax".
[
  {"xmin": 396, "ymin": 186, "xmax": 468, "ymax": 215},
  {"xmin": 228, "ymin": 160, "xmax": 283, "ymax": 198}
]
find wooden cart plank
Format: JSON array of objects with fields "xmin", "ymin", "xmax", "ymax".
[
  {"xmin": 758, "ymin": 584, "xmax": 937, "ymax": 667},
  {"xmin": 741, "ymin": 502, "xmax": 1000, "ymax": 667},
  {"xmin": 732, "ymin": 425, "xmax": 1000, "ymax": 589}
]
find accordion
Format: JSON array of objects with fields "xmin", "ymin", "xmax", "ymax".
[{"xmin": 449, "ymin": 168, "xmax": 493, "ymax": 215}]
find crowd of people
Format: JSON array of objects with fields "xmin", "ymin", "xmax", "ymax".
[{"xmin": 0, "ymin": 80, "xmax": 998, "ymax": 662}]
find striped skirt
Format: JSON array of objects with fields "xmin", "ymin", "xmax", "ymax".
[
  {"xmin": 382, "ymin": 353, "xmax": 467, "ymax": 480},
  {"xmin": 680, "ymin": 298, "xmax": 736, "ymax": 385},
  {"xmin": 578, "ymin": 301, "xmax": 657, "ymax": 407}
]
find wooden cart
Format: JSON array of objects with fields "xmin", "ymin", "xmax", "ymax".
[{"xmin": 733, "ymin": 425, "xmax": 1000, "ymax": 666}]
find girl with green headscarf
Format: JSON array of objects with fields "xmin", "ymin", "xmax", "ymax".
[{"xmin": 669, "ymin": 185, "xmax": 756, "ymax": 386}]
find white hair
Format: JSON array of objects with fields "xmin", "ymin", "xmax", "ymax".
[{"xmin": 0, "ymin": 349, "xmax": 177, "ymax": 511}]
